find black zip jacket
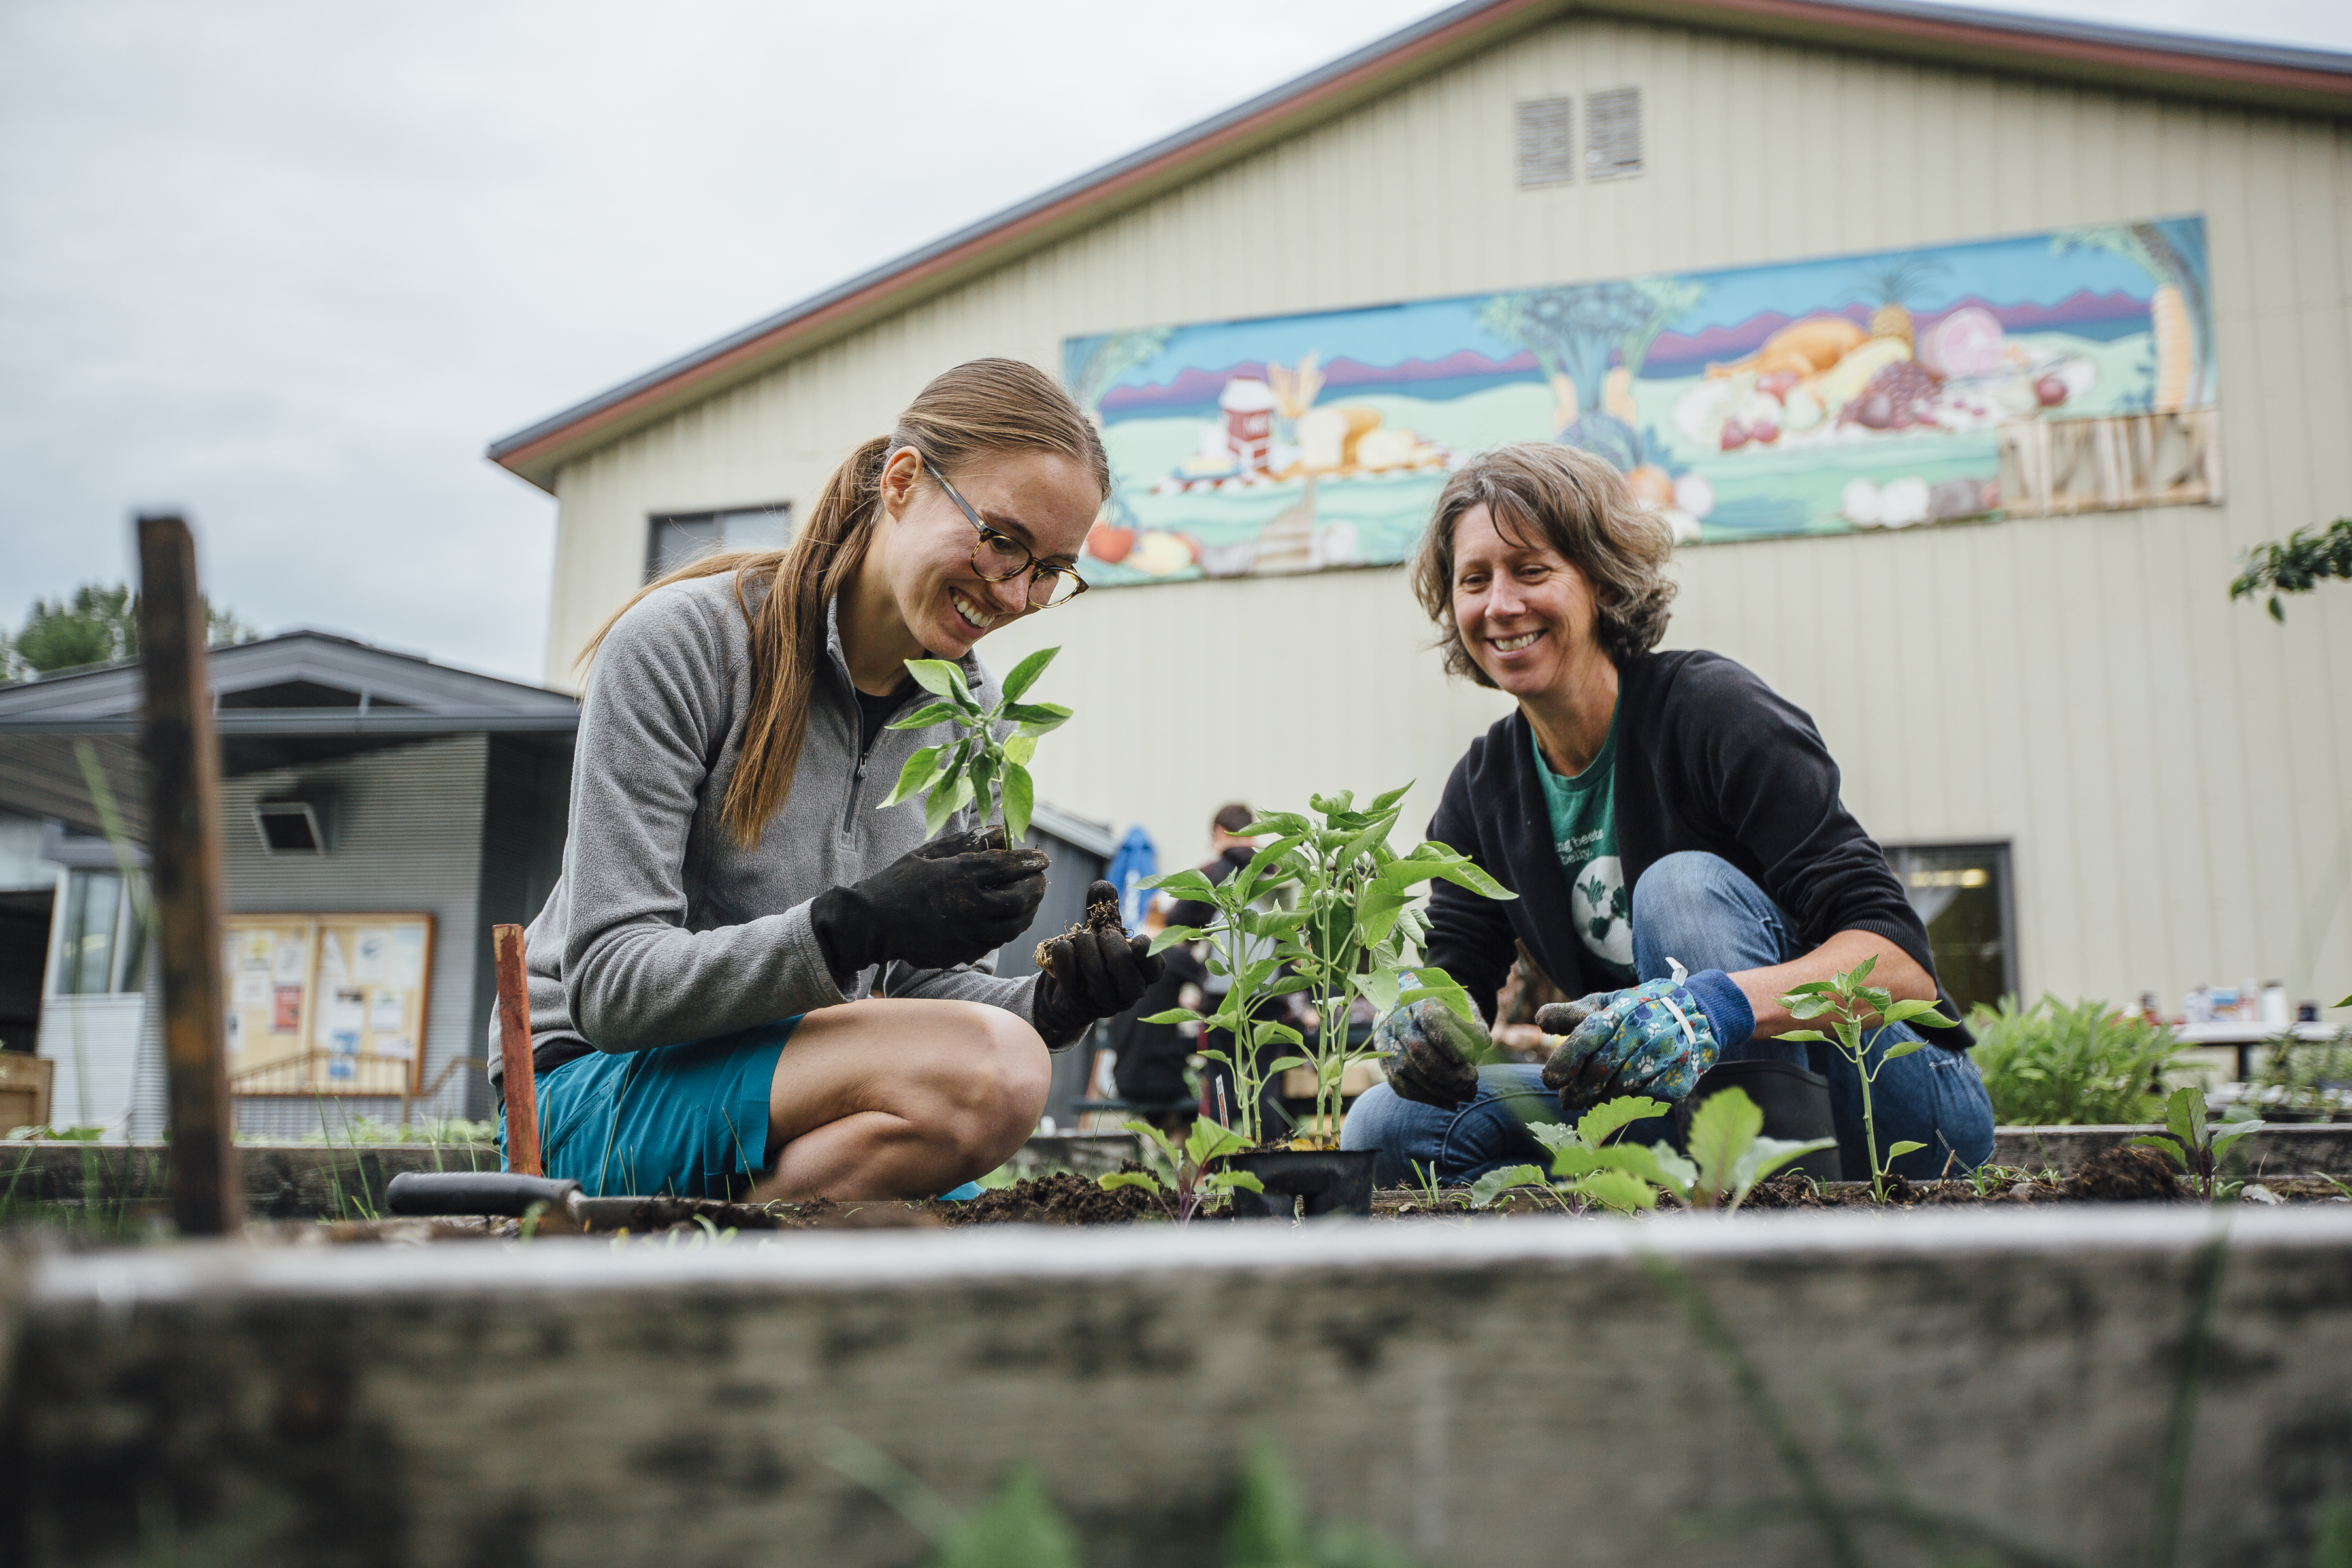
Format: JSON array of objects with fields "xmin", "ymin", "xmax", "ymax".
[{"xmin": 1422, "ymin": 649, "xmax": 1971, "ymax": 1049}]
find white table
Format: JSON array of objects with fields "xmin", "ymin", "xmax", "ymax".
[{"xmin": 2174, "ymin": 1021, "xmax": 2345, "ymax": 1081}]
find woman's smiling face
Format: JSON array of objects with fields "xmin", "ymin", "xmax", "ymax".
[
  {"xmin": 875, "ymin": 446, "xmax": 1100, "ymax": 658},
  {"xmin": 1448, "ymin": 501, "xmax": 1603, "ymax": 697}
]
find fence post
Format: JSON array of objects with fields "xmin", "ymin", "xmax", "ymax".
[
  {"xmin": 137, "ymin": 513, "xmax": 241, "ymax": 1235},
  {"xmin": 493, "ymin": 924, "xmax": 540, "ymax": 1175}
]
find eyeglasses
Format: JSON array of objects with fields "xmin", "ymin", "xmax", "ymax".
[{"xmin": 921, "ymin": 457, "xmax": 1090, "ymax": 610}]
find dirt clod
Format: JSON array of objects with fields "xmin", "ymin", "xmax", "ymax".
[
  {"xmin": 1035, "ymin": 894, "xmax": 1130, "ymax": 976},
  {"xmin": 934, "ymin": 1170, "xmax": 1165, "ymax": 1226},
  {"xmin": 2065, "ymin": 1144, "xmax": 2183, "ymax": 1202}
]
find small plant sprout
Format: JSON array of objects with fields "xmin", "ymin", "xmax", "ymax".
[
  {"xmin": 1097, "ymin": 1117, "xmax": 1264, "ymax": 1223},
  {"xmin": 1472, "ymin": 1096, "xmax": 1671, "ymax": 1215},
  {"xmin": 2131, "ymin": 1086, "xmax": 2265, "ymax": 1203},
  {"xmin": 879, "ymin": 645, "xmax": 1071, "ymax": 842},
  {"xmin": 1776, "ymin": 956, "xmax": 1957, "ymax": 1202}
]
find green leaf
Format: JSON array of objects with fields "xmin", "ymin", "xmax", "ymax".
[
  {"xmin": 1368, "ymin": 782, "xmax": 1415, "ymax": 813},
  {"xmin": 999, "ymin": 645, "xmax": 1059, "ymax": 702},
  {"xmin": 1569, "ymin": 1169, "xmax": 1659, "ymax": 1215},
  {"xmin": 1184, "ymin": 1115, "xmax": 1250, "ymax": 1165},
  {"xmin": 1226, "ymin": 1435, "xmax": 1313, "ymax": 1566},
  {"xmin": 1000, "ymin": 763, "xmax": 1034, "ymax": 845},
  {"xmin": 1778, "ymin": 1030, "xmax": 1830, "ymax": 1043},
  {"xmin": 904, "ymin": 658, "xmax": 976, "ymax": 708},
  {"xmin": 1205, "ymin": 1169, "xmax": 1264, "ymax": 1195},
  {"xmin": 1002, "ymin": 701, "xmax": 1072, "ymax": 731},
  {"xmin": 1885, "ymin": 1139, "xmax": 1927, "ymax": 1160},
  {"xmin": 1119, "ymin": 1118, "xmax": 1184, "ymax": 1170},
  {"xmin": 1780, "ymin": 981, "xmax": 1837, "ymax": 998},
  {"xmin": 2210, "ymin": 1119, "xmax": 2265, "ymax": 1150},
  {"xmin": 883, "ymin": 701, "xmax": 960, "ymax": 731},
  {"xmin": 1576, "ymin": 1096, "xmax": 1670, "ymax": 1149},
  {"xmin": 1645, "ymin": 1141, "xmax": 1699, "ymax": 1198},
  {"xmin": 1883, "ymin": 998, "xmax": 1957, "ymax": 1029},
  {"xmin": 1141, "ymin": 868, "xmax": 1218, "ymax": 900},
  {"xmin": 2127, "ymin": 1133, "xmax": 2190, "ymax": 1171},
  {"xmin": 1687, "ymin": 1086, "xmax": 1765, "ymax": 1203},
  {"xmin": 1262, "ymin": 1056, "xmax": 1311, "ymax": 1075},
  {"xmin": 1252, "ymin": 1021, "xmax": 1303, "ymax": 1049},
  {"xmin": 1139, "ymin": 1008, "xmax": 1203, "ymax": 1026},
  {"xmin": 879, "ymin": 745, "xmax": 942, "ymax": 809},
  {"xmin": 1859, "ymin": 987, "xmax": 1895, "ymax": 1015},
  {"xmin": 1469, "ymin": 1165, "xmax": 1548, "ymax": 1209},
  {"xmin": 1846, "ymin": 953, "xmax": 1878, "ymax": 985},
  {"xmin": 921, "ymin": 774, "xmax": 961, "ymax": 836},
  {"xmin": 1352, "ymin": 968, "xmax": 1402, "ymax": 1018},
  {"xmin": 1396, "ymin": 975, "xmax": 1478, "ymax": 1028},
  {"xmin": 932, "ymin": 1463, "xmax": 1083, "ymax": 1568},
  {"xmin": 1002, "ymin": 731, "xmax": 1037, "ymax": 767},
  {"xmin": 1786, "ymin": 997, "xmax": 1838, "ymax": 1020},
  {"xmin": 1147, "ymin": 926, "xmax": 1201, "ymax": 956},
  {"xmin": 1097, "ymin": 1170, "xmax": 1163, "ymax": 1196},
  {"xmin": 1880, "ymin": 1041, "xmax": 1927, "ymax": 1064},
  {"xmin": 1727, "ymin": 1135, "xmax": 1836, "ymax": 1209},
  {"xmin": 1527, "ymin": 1121, "xmax": 1581, "ymax": 1155},
  {"xmin": 2163, "ymin": 1085, "xmax": 2205, "ymax": 1152}
]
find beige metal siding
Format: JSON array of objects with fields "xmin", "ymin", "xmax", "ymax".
[{"xmin": 540, "ymin": 15, "xmax": 2352, "ymax": 1015}]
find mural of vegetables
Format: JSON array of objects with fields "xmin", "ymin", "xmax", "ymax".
[{"xmin": 1066, "ymin": 214, "xmax": 2219, "ymax": 584}]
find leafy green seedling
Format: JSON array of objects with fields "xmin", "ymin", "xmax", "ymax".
[
  {"xmin": 879, "ymin": 645, "xmax": 1071, "ymax": 842},
  {"xmin": 1778, "ymin": 956, "xmax": 1957, "ymax": 1202},
  {"xmin": 1472, "ymin": 1096, "xmax": 1671, "ymax": 1215},
  {"xmin": 1098, "ymin": 1116, "xmax": 1263, "ymax": 1224},
  {"xmin": 1599, "ymin": 1087, "xmax": 1833, "ymax": 1214},
  {"xmin": 2130, "ymin": 1085, "xmax": 2265, "ymax": 1203},
  {"xmin": 1147, "ymin": 785, "xmax": 1513, "ymax": 1148},
  {"xmin": 1238, "ymin": 786, "xmax": 1516, "ymax": 1143}
]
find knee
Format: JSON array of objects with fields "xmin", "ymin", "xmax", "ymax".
[
  {"xmin": 1629, "ymin": 852, "xmax": 1779, "ymax": 975},
  {"xmin": 1629, "ymin": 851, "xmax": 1739, "ymax": 928},
  {"xmin": 934, "ymin": 1003, "xmax": 1050, "ymax": 1160}
]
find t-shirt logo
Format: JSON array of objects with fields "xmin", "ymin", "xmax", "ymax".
[{"xmin": 1570, "ymin": 853, "xmax": 1634, "ymax": 969}]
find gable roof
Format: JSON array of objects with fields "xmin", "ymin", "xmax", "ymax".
[
  {"xmin": 0, "ymin": 632, "xmax": 578, "ymax": 838},
  {"xmin": 485, "ymin": 0, "xmax": 2352, "ymax": 493}
]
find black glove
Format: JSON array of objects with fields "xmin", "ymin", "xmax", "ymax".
[
  {"xmin": 1030, "ymin": 880, "xmax": 1165, "ymax": 1046},
  {"xmin": 811, "ymin": 828, "xmax": 1049, "ymax": 983}
]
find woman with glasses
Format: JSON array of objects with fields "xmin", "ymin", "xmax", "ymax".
[{"xmin": 497, "ymin": 359, "xmax": 1158, "ymax": 1201}]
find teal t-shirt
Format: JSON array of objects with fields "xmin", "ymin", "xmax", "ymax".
[{"xmin": 1533, "ymin": 711, "xmax": 1637, "ymax": 988}]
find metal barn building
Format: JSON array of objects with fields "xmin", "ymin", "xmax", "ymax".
[{"xmin": 487, "ymin": 0, "xmax": 2352, "ymax": 1023}]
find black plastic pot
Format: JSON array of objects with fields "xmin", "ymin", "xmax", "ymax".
[
  {"xmin": 1677, "ymin": 1058, "xmax": 1843, "ymax": 1182},
  {"xmin": 1224, "ymin": 1149, "xmax": 1379, "ymax": 1218}
]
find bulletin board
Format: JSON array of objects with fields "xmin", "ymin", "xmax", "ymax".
[{"xmin": 220, "ymin": 914, "xmax": 434, "ymax": 1096}]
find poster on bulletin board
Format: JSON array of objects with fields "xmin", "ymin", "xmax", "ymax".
[{"xmin": 219, "ymin": 913, "xmax": 434, "ymax": 1094}]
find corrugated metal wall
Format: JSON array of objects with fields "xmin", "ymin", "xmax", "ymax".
[
  {"xmin": 217, "ymin": 736, "xmax": 492, "ymax": 1137},
  {"xmin": 538, "ymin": 14, "xmax": 2352, "ymax": 1017}
]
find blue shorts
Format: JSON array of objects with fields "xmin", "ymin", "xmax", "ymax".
[{"xmin": 502, "ymin": 1018, "xmax": 798, "ymax": 1199}]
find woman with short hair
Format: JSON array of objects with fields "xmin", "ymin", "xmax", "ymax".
[
  {"xmin": 1342, "ymin": 441, "xmax": 1993, "ymax": 1184},
  {"xmin": 500, "ymin": 359, "xmax": 1160, "ymax": 1201}
]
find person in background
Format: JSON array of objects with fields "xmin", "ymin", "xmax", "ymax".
[{"xmin": 1342, "ymin": 441, "xmax": 1993, "ymax": 1186}]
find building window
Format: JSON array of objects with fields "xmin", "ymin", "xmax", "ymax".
[
  {"xmin": 53, "ymin": 868, "xmax": 147, "ymax": 996},
  {"xmin": 645, "ymin": 504, "xmax": 792, "ymax": 581},
  {"xmin": 1516, "ymin": 96, "xmax": 1575, "ymax": 188},
  {"xmin": 1586, "ymin": 86, "xmax": 1642, "ymax": 182},
  {"xmin": 1884, "ymin": 843, "xmax": 2016, "ymax": 1018}
]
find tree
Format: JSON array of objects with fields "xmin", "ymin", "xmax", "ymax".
[
  {"xmin": 2, "ymin": 582, "xmax": 258, "ymax": 681},
  {"xmin": 2231, "ymin": 517, "xmax": 2352, "ymax": 621}
]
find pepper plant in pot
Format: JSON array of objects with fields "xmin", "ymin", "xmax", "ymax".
[{"xmin": 1144, "ymin": 783, "xmax": 1514, "ymax": 1217}]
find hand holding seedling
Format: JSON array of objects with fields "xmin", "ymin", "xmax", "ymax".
[
  {"xmin": 1029, "ymin": 879, "xmax": 1164, "ymax": 1042},
  {"xmin": 809, "ymin": 827, "xmax": 1049, "ymax": 981},
  {"xmin": 879, "ymin": 645, "xmax": 1071, "ymax": 842},
  {"xmin": 1537, "ymin": 969, "xmax": 1752, "ymax": 1112}
]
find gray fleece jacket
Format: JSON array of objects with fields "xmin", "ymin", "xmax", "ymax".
[{"xmin": 490, "ymin": 572, "xmax": 1052, "ymax": 1084}]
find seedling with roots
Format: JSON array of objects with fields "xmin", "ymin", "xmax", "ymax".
[
  {"xmin": 1097, "ymin": 1116, "xmax": 1262, "ymax": 1223},
  {"xmin": 1777, "ymin": 956, "xmax": 1957, "ymax": 1201},
  {"xmin": 2132, "ymin": 1086, "xmax": 2264, "ymax": 1203},
  {"xmin": 879, "ymin": 645, "xmax": 1070, "ymax": 843}
]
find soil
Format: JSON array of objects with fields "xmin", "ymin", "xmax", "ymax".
[
  {"xmin": 1034, "ymin": 892, "xmax": 1128, "ymax": 977},
  {"xmin": 930, "ymin": 1169, "xmax": 1166, "ymax": 1226},
  {"xmin": 2064, "ymin": 1145, "xmax": 2184, "ymax": 1201}
]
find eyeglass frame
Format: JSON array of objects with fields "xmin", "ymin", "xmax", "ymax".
[{"xmin": 919, "ymin": 455, "xmax": 1091, "ymax": 610}]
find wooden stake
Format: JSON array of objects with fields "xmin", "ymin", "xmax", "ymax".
[
  {"xmin": 137, "ymin": 514, "xmax": 240, "ymax": 1235},
  {"xmin": 493, "ymin": 923, "xmax": 541, "ymax": 1176}
]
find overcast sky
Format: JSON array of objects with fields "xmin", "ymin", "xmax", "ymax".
[{"xmin": 3, "ymin": 0, "xmax": 2345, "ymax": 685}]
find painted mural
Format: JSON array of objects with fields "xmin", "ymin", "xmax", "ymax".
[{"xmin": 1062, "ymin": 216, "xmax": 2214, "ymax": 583}]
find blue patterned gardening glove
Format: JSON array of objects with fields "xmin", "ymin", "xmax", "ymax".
[
  {"xmin": 1373, "ymin": 996, "xmax": 1495, "ymax": 1110},
  {"xmin": 1535, "ymin": 971, "xmax": 1754, "ymax": 1113}
]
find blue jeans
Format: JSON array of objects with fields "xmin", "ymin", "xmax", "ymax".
[{"xmin": 1341, "ymin": 851, "xmax": 1995, "ymax": 1186}]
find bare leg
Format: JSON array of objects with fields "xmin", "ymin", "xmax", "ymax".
[{"xmin": 750, "ymin": 998, "xmax": 1051, "ymax": 1201}]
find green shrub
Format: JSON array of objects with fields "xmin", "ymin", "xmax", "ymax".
[{"xmin": 1968, "ymin": 994, "xmax": 2191, "ymax": 1126}]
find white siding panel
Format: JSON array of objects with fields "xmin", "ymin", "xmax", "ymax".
[{"xmin": 539, "ymin": 15, "xmax": 2352, "ymax": 1019}]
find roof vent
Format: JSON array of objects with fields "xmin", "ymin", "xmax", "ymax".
[
  {"xmin": 1515, "ymin": 97, "xmax": 1575, "ymax": 188},
  {"xmin": 1586, "ymin": 86, "xmax": 1642, "ymax": 181},
  {"xmin": 253, "ymin": 801, "xmax": 326, "ymax": 857}
]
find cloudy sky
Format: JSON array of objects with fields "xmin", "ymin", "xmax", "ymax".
[{"xmin": 3, "ymin": 0, "xmax": 2345, "ymax": 685}]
